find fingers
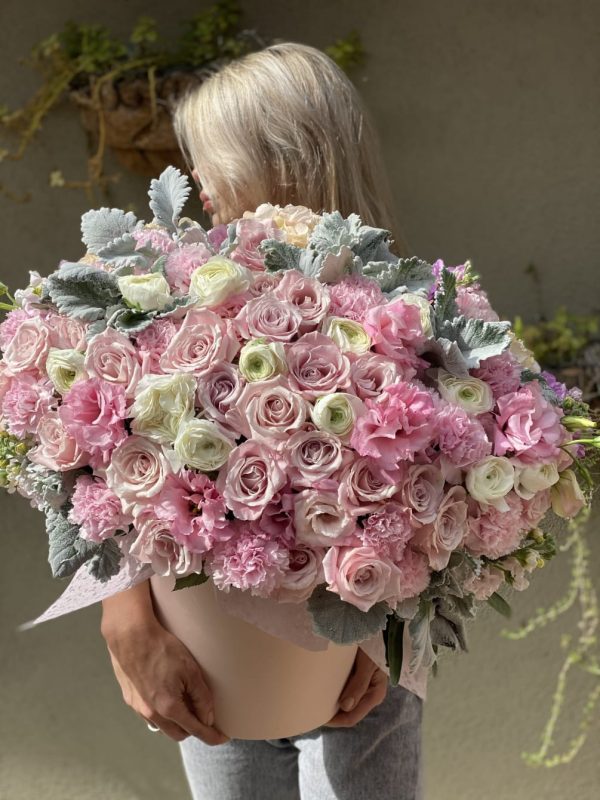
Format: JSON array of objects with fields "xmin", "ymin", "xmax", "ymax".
[
  {"xmin": 338, "ymin": 650, "xmax": 379, "ymax": 713},
  {"xmin": 157, "ymin": 690, "xmax": 230, "ymax": 746},
  {"xmin": 326, "ymin": 669, "xmax": 388, "ymax": 728}
]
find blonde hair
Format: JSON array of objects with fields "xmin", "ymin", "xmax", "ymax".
[{"xmin": 173, "ymin": 42, "xmax": 409, "ymax": 254}]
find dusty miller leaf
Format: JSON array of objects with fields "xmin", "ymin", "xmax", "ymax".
[
  {"xmin": 81, "ymin": 208, "xmax": 139, "ymax": 254},
  {"xmin": 309, "ymin": 211, "xmax": 362, "ymax": 253},
  {"xmin": 436, "ymin": 315, "xmax": 511, "ymax": 368},
  {"xmin": 352, "ymin": 226, "xmax": 394, "ymax": 264},
  {"xmin": 47, "ymin": 262, "xmax": 121, "ymax": 322},
  {"xmin": 307, "ymin": 583, "xmax": 390, "ymax": 644},
  {"xmin": 433, "ymin": 267, "xmax": 458, "ymax": 327},
  {"xmin": 87, "ymin": 538, "xmax": 123, "ymax": 582},
  {"xmin": 260, "ymin": 238, "xmax": 302, "ymax": 272},
  {"xmin": 97, "ymin": 233, "xmax": 150, "ymax": 271},
  {"xmin": 363, "ymin": 256, "xmax": 435, "ymax": 295},
  {"xmin": 46, "ymin": 508, "xmax": 97, "ymax": 580},
  {"xmin": 148, "ymin": 166, "xmax": 191, "ymax": 232}
]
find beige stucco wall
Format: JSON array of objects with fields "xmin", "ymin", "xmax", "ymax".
[{"xmin": 0, "ymin": 1, "xmax": 599, "ymax": 799}]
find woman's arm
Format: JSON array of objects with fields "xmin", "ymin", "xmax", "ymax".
[{"xmin": 101, "ymin": 580, "xmax": 229, "ymax": 745}]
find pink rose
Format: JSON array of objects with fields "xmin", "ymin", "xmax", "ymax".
[
  {"xmin": 328, "ymin": 274, "xmax": 385, "ymax": 322},
  {"xmin": 271, "ymin": 544, "xmax": 325, "ymax": 603},
  {"xmin": 359, "ymin": 502, "xmax": 416, "ymax": 561},
  {"xmin": 349, "ymin": 352, "xmax": 400, "ymax": 401},
  {"xmin": 159, "ymin": 309, "xmax": 240, "ymax": 375},
  {"xmin": 216, "ymin": 440, "xmax": 287, "ymax": 520},
  {"xmin": 45, "ymin": 314, "xmax": 87, "ymax": 350},
  {"xmin": 338, "ymin": 456, "xmax": 397, "ymax": 514},
  {"xmin": 410, "ymin": 486, "xmax": 468, "ymax": 570},
  {"xmin": 85, "ymin": 327, "xmax": 144, "ymax": 398},
  {"xmin": 229, "ymin": 218, "xmax": 279, "ymax": 271},
  {"xmin": 105, "ymin": 435, "xmax": 174, "ymax": 510},
  {"xmin": 59, "ymin": 378, "xmax": 127, "ymax": 466},
  {"xmin": 1, "ymin": 373, "xmax": 56, "ymax": 437},
  {"xmin": 234, "ymin": 293, "xmax": 303, "ymax": 341},
  {"xmin": 436, "ymin": 403, "xmax": 492, "ymax": 467},
  {"xmin": 248, "ymin": 271, "xmax": 284, "ymax": 297},
  {"xmin": 0, "ymin": 309, "xmax": 31, "ymax": 350},
  {"xmin": 351, "ymin": 381, "xmax": 437, "ymax": 470},
  {"xmin": 227, "ymin": 377, "xmax": 309, "ymax": 442},
  {"xmin": 2, "ymin": 315, "xmax": 49, "ymax": 374},
  {"xmin": 208, "ymin": 526, "xmax": 289, "ymax": 597},
  {"xmin": 165, "ymin": 242, "xmax": 212, "ymax": 294},
  {"xmin": 130, "ymin": 514, "xmax": 204, "ymax": 577},
  {"xmin": 494, "ymin": 382, "xmax": 564, "ymax": 463},
  {"xmin": 363, "ymin": 299, "xmax": 427, "ymax": 359},
  {"xmin": 68, "ymin": 475, "xmax": 131, "ymax": 542},
  {"xmin": 28, "ymin": 413, "xmax": 88, "ymax": 471},
  {"xmin": 196, "ymin": 361, "xmax": 246, "ymax": 431},
  {"xmin": 286, "ymin": 331, "xmax": 351, "ymax": 399},
  {"xmin": 294, "ymin": 489, "xmax": 357, "ymax": 547},
  {"xmin": 322, "ymin": 546, "xmax": 401, "ymax": 612},
  {"xmin": 272, "ymin": 270, "xmax": 331, "ymax": 332},
  {"xmin": 286, "ymin": 429, "xmax": 346, "ymax": 489},
  {"xmin": 397, "ymin": 464, "xmax": 445, "ymax": 525}
]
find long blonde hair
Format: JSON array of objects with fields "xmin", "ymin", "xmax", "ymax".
[{"xmin": 173, "ymin": 42, "xmax": 409, "ymax": 254}]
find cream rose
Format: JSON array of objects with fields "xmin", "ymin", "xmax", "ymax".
[
  {"xmin": 174, "ymin": 418, "xmax": 235, "ymax": 472},
  {"xmin": 238, "ymin": 338, "xmax": 287, "ymax": 382},
  {"xmin": 321, "ymin": 316, "xmax": 372, "ymax": 354},
  {"xmin": 117, "ymin": 272, "xmax": 171, "ymax": 311},
  {"xmin": 466, "ymin": 455, "xmax": 515, "ymax": 510},
  {"xmin": 189, "ymin": 256, "xmax": 252, "ymax": 308},
  {"xmin": 550, "ymin": 469, "xmax": 586, "ymax": 519},
  {"xmin": 437, "ymin": 369, "xmax": 494, "ymax": 415},
  {"xmin": 46, "ymin": 348, "xmax": 86, "ymax": 395},
  {"xmin": 129, "ymin": 373, "xmax": 196, "ymax": 444}
]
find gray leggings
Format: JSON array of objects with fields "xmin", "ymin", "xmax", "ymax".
[{"xmin": 178, "ymin": 682, "xmax": 424, "ymax": 800}]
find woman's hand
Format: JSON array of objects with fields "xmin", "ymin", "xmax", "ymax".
[
  {"xmin": 325, "ymin": 648, "xmax": 388, "ymax": 728},
  {"xmin": 101, "ymin": 585, "xmax": 230, "ymax": 745}
]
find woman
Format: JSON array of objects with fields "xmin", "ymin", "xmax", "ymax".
[{"xmin": 101, "ymin": 42, "xmax": 424, "ymax": 799}]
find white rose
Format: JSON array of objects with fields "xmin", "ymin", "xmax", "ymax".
[
  {"xmin": 117, "ymin": 272, "xmax": 171, "ymax": 311},
  {"xmin": 174, "ymin": 418, "xmax": 235, "ymax": 472},
  {"xmin": 189, "ymin": 256, "xmax": 252, "ymax": 308},
  {"xmin": 310, "ymin": 392, "xmax": 365, "ymax": 444},
  {"xmin": 394, "ymin": 292, "xmax": 434, "ymax": 337},
  {"xmin": 514, "ymin": 462, "xmax": 560, "ymax": 500},
  {"xmin": 238, "ymin": 338, "xmax": 287, "ymax": 382},
  {"xmin": 466, "ymin": 455, "xmax": 515, "ymax": 510},
  {"xmin": 321, "ymin": 316, "xmax": 372, "ymax": 354},
  {"xmin": 46, "ymin": 348, "xmax": 86, "ymax": 394},
  {"xmin": 129, "ymin": 373, "xmax": 196, "ymax": 443},
  {"xmin": 437, "ymin": 369, "xmax": 494, "ymax": 415}
]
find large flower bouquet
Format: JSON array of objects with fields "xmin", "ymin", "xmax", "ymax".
[{"xmin": 1, "ymin": 167, "xmax": 598, "ymax": 681}]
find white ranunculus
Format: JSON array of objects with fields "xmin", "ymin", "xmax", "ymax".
[
  {"xmin": 174, "ymin": 418, "xmax": 235, "ymax": 472},
  {"xmin": 466, "ymin": 455, "xmax": 515, "ymax": 510},
  {"xmin": 238, "ymin": 338, "xmax": 287, "ymax": 382},
  {"xmin": 189, "ymin": 256, "xmax": 252, "ymax": 308},
  {"xmin": 46, "ymin": 348, "xmax": 86, "ymax": 394},
  {"xmin": 129, "ymin": 373, "xmax": 196, "ymax": 444},
  {"xmin": 310, "ymin": 392, "xmax": 365, "ymax": 444},
  {"xmin": 321, "ymin": 316, "xmax": 372, "ymax": 354},
  {"xmin": 437, "ymin": 368, "xmax": 494, "ymax": 415},
  {"xmin": 514, "ymin": 462, "xmax": 560, "ymax": 500},
  {"xmin": 117, "ymin": 272, "xmax": 171, "ymax": 311}
]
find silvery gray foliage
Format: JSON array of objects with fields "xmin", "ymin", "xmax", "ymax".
[
  {"xmin": 310, "ymin": 211, "xmax": 364, "ymax": 253},
  {"xmin": 81, "ymin": 208, "xmax": 139, "ymax": 254},
  {"xmin": 20, "ymin": 462, "xmax": 69, "ymax": 512},
  {"xmin": 421, "ymin": 337, "xmax": 471, "ymax": 378},
  {"xmin": 307, "ymin": 583, "xmax": 391, "ymax": 644},
  {"xmin": 87, "ymin": 537, "xmax": 123, "ymax": 583},
  {"xmin": 433, "ymin": 267, "xmax": 458, "ymax": 328},
  {"xmin": 363, "ymin": 256, "xmax": 435, "ymax": 296},
  {"xmin": 520, "ymin": 369, "xmax": 560, "ymax": 405},
  {"xmin": 46, "ymin": 507, "xmax": 98, "ymax": 580},
  {"xmin": 217, "ymin": 222, "xmax": 240, "ymax": 256},
  {"xmin": 96, "ymin": 233, "xmax": 151, "ymax": 273},
  {"xmin": 148, "ymin": 165, "xmax": 192, "ymax": 232},
  {"xmin": 435, "ymin": 315, "xmax": 512, "ymax": 370},
  {"xmin": 47, "ymin": 262, "xmax": 122, "ymax": 322},
  {"xmin": 260, "ymin": 239, "xmax": 302, "ymax": 273},
  {"xmin": 176, "ymin": 217, "xmax": 211, "ymax": 246},
  {"xmin": 351, "ymin": 226, "xmax": 396, "ymax": 265},
  {"xmin": 408, "ymin": 599, "xmax": 437, "ymax": 673}
]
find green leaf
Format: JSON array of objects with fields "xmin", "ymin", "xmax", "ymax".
[
  {"xmin": 106, "ymin": 304, "xmax": 156, "ymax": 334},
  {"xmin": 81, "ymin": 208, "xmax": 139, "ymax": 254},
  {"xmin": 47, "ymin": 262, "xmax": 121, "ymax": 322},
  {"xmin": 148, "ymin": 166, "xmax": 191, "ymax": 232},
  {"xmin": 307, "ymin": 583, "xmax": 390, "ymax": 644},
  {"xmin": 173, "ymin": 570, "xmax": 209, "ymax": 591},
  {"xmin": 486, "ymin": 591, "xmax": 512, "ymax": 619},
  {"xmin": 436, "ymin": 315, "xmax": 512, "ymax": 368},
  {"xmin": 434, "ymin": 266, "xmax": 458, "ymax": 326},
  {"xmin": 259, "ymin": 238, "xmax": 302, "ymax": 273},
  {"xmin": 46, "ymin": 508, "xmax": 97, "ymax": 579},
  {"xmin": 86, "ymin": 538, "xmax": 123, "ymax": 582},
  {"xmin": 363, "ymin": 256, "xmax": 435, "ymax": 295},
  {"xmin": 383, "ymin": 614, "xmax": 405, "ymax": 686}
]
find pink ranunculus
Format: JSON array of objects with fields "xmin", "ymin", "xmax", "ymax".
[
  {"xmin": 216, "ymin": 440, "xmax": 287, "ymax": 520},
  {"xmin": 129, "ymin": 514, "xmax": 204, "ymax": 577},
  {"xmin": 272, "ymin": 270, "xmax": 331, "ymax": 332},
  {"xmin": 436, "ymin": 402, "xmax": 492, "ymax": 467},
  {"xmin": 28, "ymin": 413, "xmax": 88, "ymax": 471},
  {"xmin": 146, "ymin": 470, "xmax": 234, "ymax": 554},
  {"xmin": 363, "ymin": 298, "xmax": 427, "ymax": 359},
  {"xmin": 59, "ymin": 378, "xmax": 127, "ymax": 466},
  {"xmin": 464, "ymin": 492, "xmax": 526, "ymax": 558},
  {"xmin": 494, "ymin": 381, "xmax": 565, "ymax": 463},
  {"xmin": 85, "ymin": 327, "xmax": 144, "ymax": 398},
  {"xmin": 286, "ymin": 331, "xmax": 351, "ymax": 399},
  {"xmin": 208, "ymin": 526, "xmax": 289, "ymax": 597},
  {"xmin": 294, "ymin": 489, "xmax": 357, "ymax": 547},
  {"xmin": 196, "ymin": 361, "xmax": 245, "ymax": 431},
  {"xmin": 234, "ymin": 293, "xmax": 303, "ymax": 341},
  {"xmin": 328, "ymin": 274, "xmax": 385, "ymax": 322},
  {"xmin": 359, "ymin": 502, "xmax": 416, "ymax": 561},
  {"xmin": 286, "ymin": 429, "xmax": 346, "ymax": 489},
  {"xmin": 165, "ymin": 242, "xmax": 212, "ymax": 294},
  {"xmin": 410, "ymin": 486, "xmax": 468, "ymax": 570},
  {"xmin": 322, "ymin": 545, "xmax": 401, "ymax": 612},
  {"xmin": 159, "ymin": 309, "xmax": 240, "ymax": 375},
  {"xmin": 2, "ymin": 315, "xmax": 49, "ymax": 374},
  {"xmin": 105, "ymin": 435, "xmax": 174, "ymax": 510},
  {"xmin": 393, "ymin": 546, "xmax": 431, "ymax": 601},
  {"xmin": 463, "ymin": 564, "xmax": 505, "ymax": 600},
  {"xmin": 348, "ymin": 352, "xmax": 400, "ymax": 401},
  {"xmin": 229, "ymin": 218, "xmax": 279, "ymax": 271},
  {"xmin": 456, "ymin": 285, "xmax": 499, "ymax": 322},
  {"xmin": 1, "ymin": 373, "xmax": 56, "ymax": 437},
  {"xmin": 227, "ymin": 377, "xmax": 309, "ymax": 442},
  {"xmin": 45, "ymin": 314, "xmax": 87, "ymax": 350},
  {"xmin": 351, "ymin": 381, "xmax": 437, "ymax": 470},
  {"xmin": 398, "ymin": 463, "xmax": 445, "ymax": 525},
  {"xmin": 134, "ymin": 318, "xmax": 178, "ymax": 373},
  {"xmin": 338, "ymin": 456, "xmax": 398, "ymax": 514},
  {"xmin": 472, "ymin": 352, "xmax": 522, "ymax": 399},
  {"xmin": 132, "ymin": 227, "xmax": 176, "ymax": 255},
  {"xmin": 68, "ymin": 475, "xmax": 131, "ymax": 542},
  {"xmin": 271, "ymin": 544, "xmax": 325, "ymax": 603}
]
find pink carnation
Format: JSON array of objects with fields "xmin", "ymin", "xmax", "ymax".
[
  {"xmin": 363, "ymin": 299, "xmax": 427, "ymax": 362},
  {"xmin": 328, "ymin": 275, "xmax": 385, "ymax": 322},
  {"xmin": 359, "ymin": 502, "xmax": 417, "ymax": 561},
  {"xmin": 493, "ymin": 381, "xmax": 564, "ymax": 463},
  {"xmin": 351, "ymin": 381, "xmax": 437, "ymax": 470},
  {"xmin": 393, "ymin": 546, "xmax": 431, "ymax": 601},
  {"xmin": 472, "ymin": 352, "xmax": 522, "ymax": 398},
  {"xmin": 165, "ymin": 243, "xmax": 212, "ymax": 294},
  {"xmin": 436, "ymin": 403, "xmax": 492, "ymax": 467},
  {"xmin": 464, "ymin": 492, "xmax": 526, "ymax": 558},
  {"xmin": 456, "ymin": 285, "xmax": 499, "ymax": 322},
  {"xmin": 134, "ymin": 318, "xmax": 178, "ymax": 372},
  {"xmin": 208, "ymin": 527, "xmax": 289, "ymax": 597},
  {"xmin": 2, "ymin": 373, "xmax": 56, "ymax": 437},
  {"xmin": 68, "ymin": 475, "xmax": 131, "ymax": 542},
  {"xmin": 132, "ymin": 228, "xmax": 176, "ymax": 255}
]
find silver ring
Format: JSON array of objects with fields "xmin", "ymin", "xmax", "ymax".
[{"xmin": 146, "ymin": 721, "xmax": 161, "ymax": 733}]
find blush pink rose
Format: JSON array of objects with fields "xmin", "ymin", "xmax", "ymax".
[
  {"xmin": 494, "ymin": 382, "xmax": 565, "ymax": 463},
  {"xmin": 271, "ymin": 544, "xmax": 325, "ymax": 603},
  {"xmin": 272, "ymin": 270, "xmax": 331, "ymax": 332},
  {"xmin": 196, "ymin": 361, "xmax": 246, "ymax": 431},
  {"xmin": 294, "ymin": 489, "xmax": 357, "ymax": 546},
  {"xmin": 0, "ymin": 309, "xmax": 31, "ymax": 349},
  {"xmin": 328, "ymin": 274, "xmax": 385, "ymax": 322},
  {"xmin": 68, "ymin": 475, "xmax": 131, "ymax": 542},
  {"xmin": 338, "ymin": 456, "xmax": 397, "ymax": 514},
  {"xmin": 159, "ymin": 309, "xmax": 240, "ymax": 374},
  {"xmin": 1, "ymin": 373, "xmax": 56, "ymax": 437},
  {"xmin": 208, "ymin": 526, "xmax": 289, "ymax": 597},
  {"xmin": 351, "ymin": 381, "xmax": 437, "ymax": 470},
  {"xmin": 28, "ymin": 413, "xmax": 88, "ymax": 471},
  {"xmin": 105, "ymin": 435, "xmax": 174, "ymax": 510},
  {"xmin": 248, "ymin": 271, "xmax": 284, "ymax": 297},
  {"xmin": 45, "ymin": 314, "xmax": 87, "ymax": 350},
  {"xmin": 2, "ymin": 315, "xmax": 49, "ymax": 374},
  {"xmin": 216, "ymin": 440, "xmax": 287, "ymax": 520},
  {"xmin": 397, "ymin": 463, "xmax": 444, "ymax": 525},
  {"xmin": 322, "ymin": 546, "xmax": 402, "ymax": 612},
  {"xmin": 130, "ymin": 514, "xmax": 204, "ymax": 577},
  {"xmin": 234, "ymin": 293, "xmax": 303, "ymax": 341},
  {"xmin": 85, "ymin": 327, "xmax": 144, "ymax": 398},
  {"xmin": 229, "ymin": 218, "xmax": 279, "ymax": 271},
  {"xmin": 286, "ymin": 428, "xmax": 346, "ymax": 488},
  {"xmin": 286, "ymin": 331, "xmax": 351, "ymax": 399},
  {"xmin": 410, "ymin": 485, "xmax": 468, "ymax": 570},
  {"xmin": 227, "ymin": 377, "xmax": 309, "ymax": 442},
  {"xmin": 349, "ymin": 352, "xmax": 400, "ymax": 401}
]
